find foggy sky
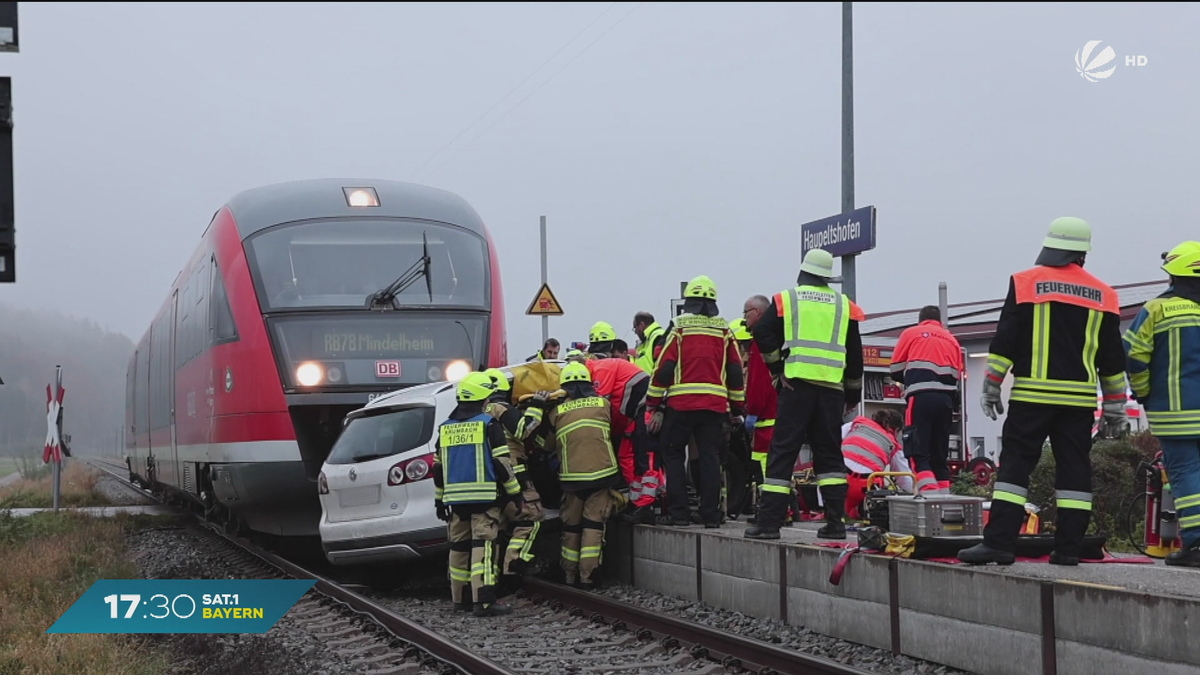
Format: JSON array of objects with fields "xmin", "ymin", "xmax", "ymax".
[{"xmin": 0, "ymin": 2, "xmax": 1193, "ymax": 357}]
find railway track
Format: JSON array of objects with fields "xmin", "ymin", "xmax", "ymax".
[{"xmin": 83, "ymin": 457, "xmax": 874, "ymax": 675}]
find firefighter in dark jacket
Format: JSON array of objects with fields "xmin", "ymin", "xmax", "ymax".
[
  {"xmin": 959, "ymin": 217, "xmax": 1127, "ymax": 566},
  {"xmin": 744, "ymin": 248, "xmax": 865, "ymax": 541},
  {"xmin": 433, "ymin": 372, "xmax": 524, "ymax": 616},
  {"xmin": 518, "ymin": 362, "xmax": 623, "ymax": 589},
  {"xmin": 646, "ymin": 275, "xmax": 746, "ymax": 528},
  {"xmin": 484, "ymin": 368, "xmax": 545, "ymax": 577}
]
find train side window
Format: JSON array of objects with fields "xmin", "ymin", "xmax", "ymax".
[{"xmin": 210, "ymin": 256, "xmax": 239, "ymax": 344}]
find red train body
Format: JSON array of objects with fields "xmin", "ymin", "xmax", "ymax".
[{"xmin": 124, "ymin": 179, "xmax": 507, "ymax": 536}]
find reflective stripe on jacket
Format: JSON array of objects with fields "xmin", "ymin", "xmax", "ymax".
[
  {"xmin": 1124, "ymin": 294, "xmax": 1200, "ymax": 436},
  {"xmin": 890, "ymin": 320, "xmax": 964, "ymax": 397},
  {"xmin": 635, "ymin": 322, "xmax": 667, "ymax": 374},
  {"xmin": 841, "ymin": 416, "xmax": 897, "ymax": 474},
  {"xmin": 777, "ymin": 285, "xmax": 850, "ymax": 386},
  {"xmin": 646, "ymin": 314, "xmax": 745, "ymax": 414}
]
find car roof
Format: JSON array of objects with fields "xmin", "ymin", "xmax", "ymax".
[{"xmin": 352, "ymin": 360, "xmax": 567, "ymax": 416}]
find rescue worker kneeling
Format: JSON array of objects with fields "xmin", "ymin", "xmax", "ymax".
[
  {"xmin": 433, "ymin": 372, "xmax": 524, "ymax": 617},
  {"xmin": 483, "ymin": 368, "xmax": 546, "ymax": 577},
  {"xmin": 518, "ymin": 362, "xmax": 624, "ymax": 590}
]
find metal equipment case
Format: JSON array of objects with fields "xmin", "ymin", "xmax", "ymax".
[{"xmin": 886, "ymin": 495, "xmax": 985, "ymax": 537}]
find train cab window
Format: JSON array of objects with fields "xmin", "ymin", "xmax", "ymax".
[
  {"xmin": 325, "ymin": 405, "xmax": 435, "ymax": 465},
  {"xmin": 244, "ymin": 220, "xmax": 488, "ymax": 311},
  {"xmin": 210, "ymin": 257, "xmax": 238, "ymax": 343}
]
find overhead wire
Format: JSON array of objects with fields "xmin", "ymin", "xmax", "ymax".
[
  {"xmin": 422, "ymin": 1, "xmax": 644, "ymax": 180},
  {"xmin": 407, "ymin": 2, "xmax": 620, "ymax": 180}
]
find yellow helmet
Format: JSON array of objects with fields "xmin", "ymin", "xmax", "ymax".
[
  {"xmin": 1162, "ymin": 241, "xmax": 1200, "ymax": 278},
  {"xmin": 589, "ymin": 321, "xmax": 617, "ymax": 343},
  {"xmin": 456, "ymin": 371, "xmax": 496, "ymax": 402},
  {"xmin": 559, "ymin": 361, "xmax": 592, "ymax": 385},
  {"xmin": 684, "ymin": 275, "xmax": 718, "ymax": 300},
  {"xmin": 729, "ymin": 317, "xmax": 751, "ymax": 341},
  {"xmin": 483, "ymin": 368, "xmax": 510, "ymax": 392}
]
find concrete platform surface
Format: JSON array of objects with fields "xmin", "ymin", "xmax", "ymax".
[
  {"xmin": 4, "ymin": 506, "xmax": 176, "ymax": 518},
  {"xmin": 697, "ymin": 517, "xmax": 1200, "ymax": 599}
]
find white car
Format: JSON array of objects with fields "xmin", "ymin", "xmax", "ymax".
[{"xmin": 318, "ymin": 362, "xmax": 563, "ymax": 566}]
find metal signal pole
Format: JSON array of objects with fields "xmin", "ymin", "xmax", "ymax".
[{"xmin": 840, "ymin": 1, "xmax": 857, "ymax": 302}]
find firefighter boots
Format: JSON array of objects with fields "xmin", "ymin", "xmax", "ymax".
[
  {"xmin": 957, "ymin": 543, "xmax": 1016, "ymax": 566},
  {"xmin": 1165, "ymin": 542, "xmax": 1200, "ymax": 568},
  {"xmin": 743, "ymin": 525, "xmax": 781, "ymax": 540},
  {"xmin": 1049, "ymin": 551, "xmax": 1079, "ymax": 566},
  {"xmin": 817, "ymin": 487, "xmax": 848, "ymax": 540},
  {"xmin": 473, "ymin": 601, "xmax": 513, "ymax": 617}
]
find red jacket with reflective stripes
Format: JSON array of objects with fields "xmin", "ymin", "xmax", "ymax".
[
  {"xmin": 890, "ymin": 320, "xmax": 964, "ymax": 398},
  {"xmin": 587, "ymin": 357, "xmax": 649, "ymax": 432},
  {"xmin": 841, "ymin": 416, "xmax": 898, "ymax": 473},
  {"xmin": 744, "ymin": 340, "xmax": 777, "ymax": 423},
  {"xmin": 647, "ymin": 315, "xmax": 745, "ymax": 415}
]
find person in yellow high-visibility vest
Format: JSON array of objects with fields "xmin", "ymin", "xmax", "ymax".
[{"xmin": 743, "ymin": 249, "xmax": 865, "ymax": 541}]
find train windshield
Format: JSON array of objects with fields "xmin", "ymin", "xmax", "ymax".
[
  {"xmin": 245, "ymin": 219, "xmax": 489, "ymax": 311},
  {"xmin": 267, "ymin": 313, "xmax": 487, "ymax": 388}
]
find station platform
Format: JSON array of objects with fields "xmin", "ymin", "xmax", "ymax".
[{"xmin": 604, "ymin": 518, "xmax": 1200, "ymax": 675}]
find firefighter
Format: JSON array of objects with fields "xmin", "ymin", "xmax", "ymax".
[
  {"xmin": 484, "ymin": 368, "xmax": 546, "ymax": 577},
  {"xmin": 565, "ymin": 348, "xmax": 586, "ymax": 363},
  {"xmin": 633, "ymin": 312, "xmax": 668, "ymax": 374},
  {"xmin": 526, "ymin": 338, "xmax": 561, "ymax": 362},
  {"xmin": 744, "ymin": 249, "xmax": 865, "ymax": 541},
  {"xmin": 889, "ymin": 305, "xmax": 965, "ymax": 494},
  {"xmin": 432, "ymin": 372, "xmax": 524, "ymax": 616},
  {"xmin": 959, "ymin": 217, "xmax": 1127, "ymax": 566},
  {"xmin": 730, "ymin": 318, "xmax": 752, "ymax": 368},
  {"xmin": 1124, "ymin": 242, "xmax": 1200, "ymax": 567},
  {"xmin": 842, "ymin": 409, "xmax": 910, "ymax": 520},
  {"xmin": 646, "ymin": 275, "xmax": 746, "ymax": 528},
  {"xmin": 517, "ymin": 362, "xmax": 623, "ymax": 589},
  {"xmin": 584, "ymin": 321, "xmax": 660, "ymax": 523},
  {"xmin": 740, "ymin": 294, "xmax": 780, "ymax": 523}
]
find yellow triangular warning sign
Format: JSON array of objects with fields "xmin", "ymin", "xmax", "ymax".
[{"xmin": 526, "ymin": 283, "xmax": 564, "ymax": 316}]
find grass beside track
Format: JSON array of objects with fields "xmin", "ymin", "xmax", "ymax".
[
  {"xmin": 0, "ymin": 511, "xmax": 173, "ymax": 675},
  {"xmin": 0, "ymin": 462, "xmax": 113, "ymax": 509}
]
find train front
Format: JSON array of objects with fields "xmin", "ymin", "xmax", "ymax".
[{"xmin": 218, "ymin": 180, "xmax": 504, "ymax": 538}]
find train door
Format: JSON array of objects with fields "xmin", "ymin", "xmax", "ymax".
[
  {"xmin": 127, "ymin": 349, "xmax": 140, "ymax": 478},
  {"xmin": 169, "ymin": 289, "xmax": 181, "ymax": 489}
]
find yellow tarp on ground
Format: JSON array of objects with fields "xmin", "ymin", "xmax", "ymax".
[{"xmin": 510, "ymin": 361, "xmax": 564, "ymax": 400}]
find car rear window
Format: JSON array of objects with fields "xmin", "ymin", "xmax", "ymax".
[{"xmin": 325, "ymin": 406, "xmax": 435, "ymax": 465}]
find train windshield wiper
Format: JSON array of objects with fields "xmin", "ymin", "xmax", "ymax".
[{"xmin": 369, "ymin": 231, "xmax": 433, "ymax": 309}]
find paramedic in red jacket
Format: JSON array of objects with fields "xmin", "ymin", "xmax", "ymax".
[
  {"xmin": 646, "ymin": 275, "xmax": 745, "ymax": 527},
  {"xmin": 741, "ymin": 295, "xmax": 778, "ymax": 494},
  {"xmin": 842, "ymin": 410, "xmax": 909, "ymax": 519},
  {"xmin": 890, "ymin": 306, "xmax": 965, "ymax": 494}
]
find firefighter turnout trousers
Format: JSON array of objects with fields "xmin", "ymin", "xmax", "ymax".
[
  {"xmin": 1160, "ymin": 438, "xmax": 1200, "ymax": 547},
  {"xmin": 500, "ymin": 478, "xmax": 545, "ymax": 574},
  {"xmin": 447, "ymin": 507, "xmax": 503, "ymax": 606},
  {"xmin": 759, "ymin": 380, "xmax": 848, "ymax": 528},
  {"xmin": 904, "ymin": 391, "xmax": 954, "ymax": 493},
  {"xmin": 560, "ymin": 488, "xmax": 617, "ymax": 584},
  {"xmin": 986, "ymin": 401, "xmax": 1095, "ymax": 555}
]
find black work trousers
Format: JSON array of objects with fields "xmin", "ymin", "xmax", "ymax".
[
  {"xmin": 661, "ymin": 409, "xmax": 725, "ymax": 524},
  {"xmin": 985, "ymin": 400, "xmax": 1095, "ymax": 555},
  {"xmin": 631, "ymin": 408, "xmax": 654, "ymax": 476},
  {"xmin": 904, "ymin": 391, "xmax": 954, "ymax": 483},
  {"xmin": 758, "ymin": 379, "xmax": 846, "ymax": 529}
]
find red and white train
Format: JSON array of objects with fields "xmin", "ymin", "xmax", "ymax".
[{"xmin": 124, "ymin": 179, "xmax": 507, "ymax": 537}]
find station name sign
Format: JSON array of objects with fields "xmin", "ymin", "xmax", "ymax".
[{"xmin": 800, "ymin": 205, "xmax": 877, "ymax": 258}]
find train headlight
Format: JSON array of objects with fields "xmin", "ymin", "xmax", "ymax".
[
  {"xmin": 296, "ymin": 361, "xmax": 324, "ymax": 387},
  {"xmin": 326, "ymin": 366, "xmax": 343, "ymax": 384},
  {"xmin": 444, "ymin": 360, "xmax": 470, "ymax": 382},
  {"xmin": 343, "ymin": 186, "xmax": 380, "ymax": 207}
]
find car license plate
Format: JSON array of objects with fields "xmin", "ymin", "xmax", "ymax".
[{"xmin": 375, "ymin": 360, "xmax": 401, "ymax": 378}]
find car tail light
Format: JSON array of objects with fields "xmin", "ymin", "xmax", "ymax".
[
  {"xmin": 388, "ymin": 453, "xmax": 436, "ymax": 486},
  {"xmin": 318, "ymin": 471, "xmax": 329, "ymax": 495}
]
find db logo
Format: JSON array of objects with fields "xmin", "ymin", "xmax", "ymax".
[{"xmin": 375, "ymin": 361, "xmax": 402, "ymax": 378}]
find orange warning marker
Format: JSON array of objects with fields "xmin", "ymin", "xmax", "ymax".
[{"xmin": 526, "ymin": 283, "xmax": 564, "ymax": 316}]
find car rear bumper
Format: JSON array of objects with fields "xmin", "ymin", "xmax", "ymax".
[{"xmin": 321, "ymin": 525, "xmax": 448, "ymax": 565}]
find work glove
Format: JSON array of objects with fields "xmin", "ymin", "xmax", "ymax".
[
  {"xmin": 1102, "ymin": 400, "xmax": 1130, "ymax": 438},
  {"xmin": 435, "ymin": 500, "xmax": 451, "ymax": 522},
  {"xmin": 530, "ymin": 390, "xmax": 551, "ymax": 408},
  {"xmin": 646, "ymin": 410, "xmax": 664, "ymax": 435},
  {"xmin": 510, "ymin": 494, "xmax": 526, "ymax": 513},
  {"xmin": 744, "ymin": 414, "xmax": 758, "ymax": 434},
  {"xmin": 981, "ymin": 378, "xmax": 1004, "ymax": 420}
]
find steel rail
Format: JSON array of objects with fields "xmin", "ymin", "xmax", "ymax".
[
  {"xmin": 81, "ymin": 457, "xmax": 518, "ymax": 675},
  {"xmin": 523, "ymin": 577, "xmax": 873, "ymax": 675}
]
